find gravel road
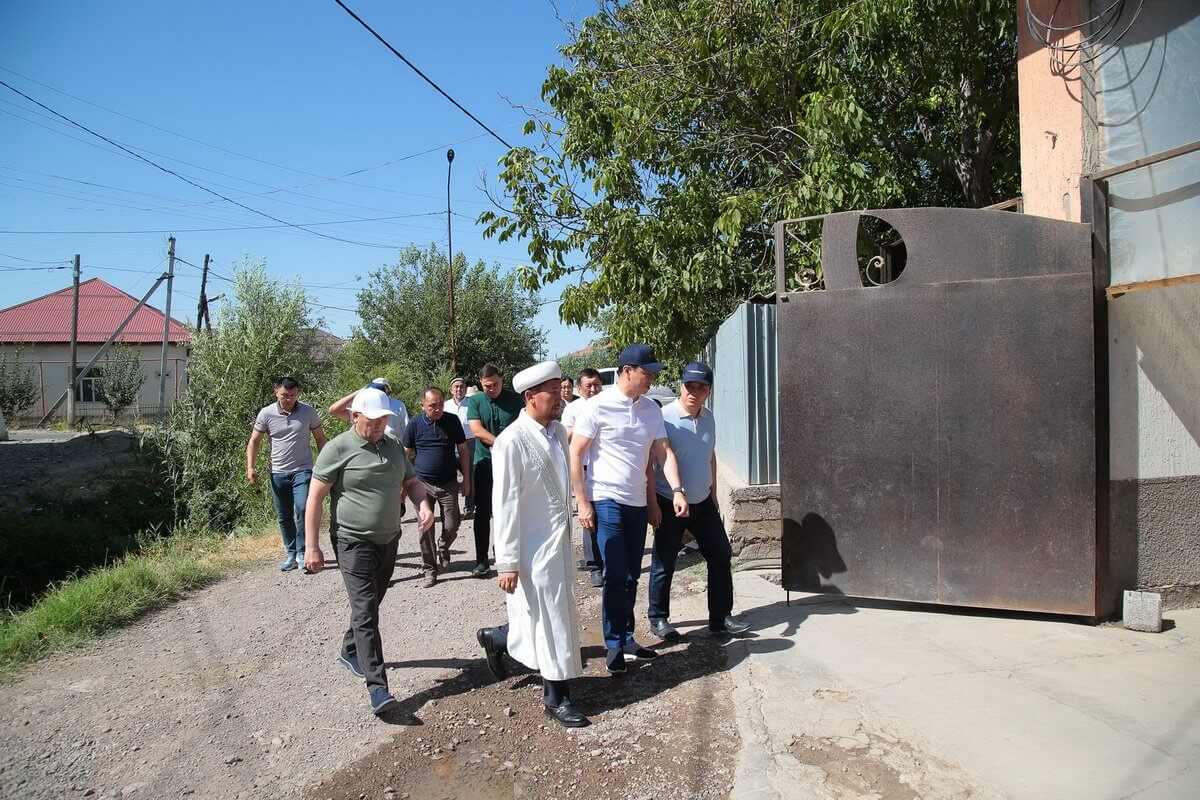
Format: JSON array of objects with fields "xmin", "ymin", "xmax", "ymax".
[{"xmin": 0, "ymin": 518, "xmax": 740, "ymax": 800}]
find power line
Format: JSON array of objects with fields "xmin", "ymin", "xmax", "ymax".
[
  {"xmin": 330, "ymin": 0, "xmax": 513, "ymax": 149},
  {"xmin": 0, "ymin": 211, "xmax": 440, "ymax": 235},
  {"xmin": 0, "ymin": 79, "xmax": 405, "ymax": 250}
]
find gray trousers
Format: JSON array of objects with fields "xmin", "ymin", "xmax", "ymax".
[
  {"xmin": 418, "ymin": 478, "xmax": 460, "ymax": 572},
  {"xmin": 336, "ymin": 534, "xmax": 400, "ymax": 691}
]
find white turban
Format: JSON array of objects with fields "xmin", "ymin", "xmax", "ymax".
[{"xmin": 512, "ymin": 361, "xmax": 562, "ymax": 393}]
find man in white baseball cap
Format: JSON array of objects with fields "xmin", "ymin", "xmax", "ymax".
[
  {"xmin": 304, "ymin": 387, "xmax": 433, "ymax": 717},
  {"xmin": 476, "ymin": 361, "xmax": 588, "ymax": 727},
  {"xmin": 328, "ymin": 377, "xmax": 409, "ymax": 441}
]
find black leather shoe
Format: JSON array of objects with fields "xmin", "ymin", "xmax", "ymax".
[
  {"xmin": 470, "ymin": 563, "xmax": 490, "ymax": 578},
  {"xmin": 709, "ymin": 615, "xmax": 751, "ymax": 636},
  {"xmin": 649, "ymin": 618, "xmax": 681, "ymax": 641},
  {"xmin": 476, "ymin": 628, "xmax": 507, "ymax": 680},
  {"xmin": 588, "ymin": 569, "xmax": 604, "ymax": 588},
  {"xmin": 605, "ymin": 648, "xmax": 626, "ymax": 674},
  {"xmin": 544, "ymin": 702, "xmax": 590, "ymax": 728}
]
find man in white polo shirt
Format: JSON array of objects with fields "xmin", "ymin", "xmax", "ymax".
[
  {"xmin": 570, "ymin": 344, "xmax": 689, "ymax": 674},
  {"xmin": 444, "ymin": 376, "xmax": 476, "ymax": 516}
]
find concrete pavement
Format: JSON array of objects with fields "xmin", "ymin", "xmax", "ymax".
[{"xmin": 719, "ymin": 571, "xmax": 1200, "ymax": 800}]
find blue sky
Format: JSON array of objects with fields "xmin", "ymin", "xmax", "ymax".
[{"xmin": 0, "ymin": 0, "xmax": 598, "ymax": 358}]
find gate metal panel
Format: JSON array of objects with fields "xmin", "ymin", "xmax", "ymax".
[{"xmin": 779, "ymin": 208, "xmax": 1099, "ymax": 615}]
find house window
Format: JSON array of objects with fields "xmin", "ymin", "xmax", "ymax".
[{"xmin": 75, "ymin": 368, "xmax": 100, "ymax": 403}]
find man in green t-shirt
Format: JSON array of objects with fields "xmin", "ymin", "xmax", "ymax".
[
  {"xmin": 466, "ymin": 362, "xmax": 524, "ymax": 577},
  {"xmin": 304, "ymin": 387, "xmax": 433, "ymax": 717}
]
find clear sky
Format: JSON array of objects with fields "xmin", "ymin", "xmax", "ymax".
[{"xmin": 0, "ymin": 0, "xmax": 598, "ymax": 359}]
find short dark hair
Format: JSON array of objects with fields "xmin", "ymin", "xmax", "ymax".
[
  {"xmin": 275, "ymin": 377, "xmax": 301, "ymax": 390},
  {"xmin": 480, "ymin": 363, "xmax": 503, "ymax": 379},
  {"xmin": 560, "ymin": 376, "xmax": 574, "ymax": 384},
  {"xmin": 578, "ymin": 368, "xmax": 601, "ymax": 381},
  {"xmin": 422, "ymin": 386, "xmax": 445, "ymax": 400}
]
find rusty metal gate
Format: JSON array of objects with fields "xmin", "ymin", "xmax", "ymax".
[{"xmin": 776, "ymin": 208, "xmax": 1105, "ymax": 616}]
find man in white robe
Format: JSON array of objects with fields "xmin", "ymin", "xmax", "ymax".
[{"xmin": 476, "ymin": 360, "xmax": 588, "ymax": 728}]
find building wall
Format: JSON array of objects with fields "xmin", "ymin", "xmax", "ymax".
[
  {"xmin": 1019, "ymin": 1, "xmax": 1200, "ymax": 603},
  {"xmin": 0, "ymin": 342, "xmax": 189, "ymax": 420}
]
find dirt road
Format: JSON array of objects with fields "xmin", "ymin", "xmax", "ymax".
[{"xmin": 0, "ymin": 520, "xmax": 739, "ymax": 799}]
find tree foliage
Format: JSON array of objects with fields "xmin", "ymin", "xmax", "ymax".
[
  {"xmin": 338, "ymin": 245, "xmax": 546, "ymax": 408},
  {"xmin": 154, "ymin": 260, "xmax": 321, "ymax": 530},
  {"xmin": 481, "ymin": 0, "xmax": 1019, "ymax": 363},
  {"xmin": 95, "ymin": 345, "xmax": 147, "ymax": 421},
  {"xmin": 0, "ymin": 347, "xmax": 38, "ymax": 420}
]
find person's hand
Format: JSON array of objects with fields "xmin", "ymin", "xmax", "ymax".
[
  {"xmin": 304, "ymin": 547, "xmax": 324, "ymax": 574},
  {"xmin": 246, "ymin": 467, "xmax": 258, "ymax": 485},
  {"xmin": 461, "ymin": 478, "xmax": 472, "ymax": 500},
  {"xmin": 577, "ymin": 498, "xmax": 596, "ymax": 532},
  {"xmin": 498, "ymin": 572, "xmax": 518, "ymax": 593},
  {"xmin": 647, "ymin": 499, "xmax": 663, "ymax": 530},
  {"xmin": 673, "ymin": 493, "xmax": 690, "ymax": 518},
  {"xmin": 417, "ymin": 505, "xmax": 435, "ymax": 532}
]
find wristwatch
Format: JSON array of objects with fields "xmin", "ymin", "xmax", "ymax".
[{"xmin": 672, "ymin": 486, "xmax": 686, "ymax": 495}]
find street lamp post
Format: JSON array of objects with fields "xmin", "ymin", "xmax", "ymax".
[{"xmin": 446, "ymin": 148, "xmax": 457, "ymax": 376}]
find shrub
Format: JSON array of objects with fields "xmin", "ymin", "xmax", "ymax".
[{"xmin": 0, "ymin": 347, "xmax": 38, "ymax": 420}]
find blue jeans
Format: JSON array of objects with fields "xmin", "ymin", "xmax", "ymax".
[
  {"xmin": 269, "ymin": 469, "xmax": 311, "ymax": 558},
  {"xmin": 648, "ymin": 495, "xmax": 734, "ymax": 627},
  {"xmin": 594, "ymin": 499, "xmax": 649, "ymax": 649}
]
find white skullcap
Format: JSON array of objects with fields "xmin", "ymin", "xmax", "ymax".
[
  {"xmin": 349, "ymin": 387, "xmax": 396, "ymax": 419},
  {"xmin": 512, "ymin": 361, "xmax": 562, "ymax": 393}
]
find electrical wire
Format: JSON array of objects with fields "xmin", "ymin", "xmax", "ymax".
[
  {"xmin": 0, "ymin": 211, "xmax": 440, "ymax": 235},
  {"xmin": 330, "ymin": 0, "xmax": 513, "ymax": 149},
  {"xmin": 0, "ymin": 79, "xmax": 405, "ymax": 250}
]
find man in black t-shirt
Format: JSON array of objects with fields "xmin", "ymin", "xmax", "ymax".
[{"xmin": 402, "ymin": 386, "xmax": 471, "ymax": 587}]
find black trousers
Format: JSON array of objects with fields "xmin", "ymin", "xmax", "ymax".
[
  {"xmin": 648, "ymin": 495, "xmax": 734, "ymax": 627},
  {"xmin": 489, "ymin": 624, "xmax": 571, "ymax": 707},
  {"xmin": 336, "ymin": 534, "xmax": 400, "ymax": 691},
  {"xmin": 472, "ymin": 458, "xmax": 494, "ymax": 567}
]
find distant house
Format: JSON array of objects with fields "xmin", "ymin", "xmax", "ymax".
[{"xmin": 0, "ymin": 278, "xmax": 190, "ymax": 420}]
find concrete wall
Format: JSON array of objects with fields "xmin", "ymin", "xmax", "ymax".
[
  {"xmin": 1019, "ymin": 1, "xmax": 1200, "ymax": 606},
  {"xmin": 0, "ymin": 342, "xmax": 189, "ymax": 420},
  {"xmin": 1096, "ymin": 2, "xmax": 1200, "ymax": 605}
]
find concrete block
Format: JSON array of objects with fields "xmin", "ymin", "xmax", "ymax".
[{"xmin": 1123, "ymin": 590, "xmax": 1163, "ymax": 633}]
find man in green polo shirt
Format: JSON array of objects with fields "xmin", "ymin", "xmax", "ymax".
[
  {"xmin": 303, "ymin": 387, "xmax": 433, "ymax": 717},
  {"xmin": 467, "ymin": 362, "xmax": 524, "ymax": 577}
]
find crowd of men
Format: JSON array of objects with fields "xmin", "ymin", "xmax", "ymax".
[{"xmin": 246, "ymin": 345, "xmax": 748, "ymax": 725}]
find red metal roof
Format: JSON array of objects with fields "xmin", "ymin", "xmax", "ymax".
[{"xmin": 0, "ymin": 278, "xmax": 191, "ymax": 344}]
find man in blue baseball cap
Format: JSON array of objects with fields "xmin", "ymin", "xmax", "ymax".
[
  {"xmin": 569, "ymin": 343, "xmax": 690, "ymax": 673},
  {"xmin": 647, "ymin": 361, "xmax": 749, "ymax": 640}
]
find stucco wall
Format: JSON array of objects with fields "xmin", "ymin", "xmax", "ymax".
[{"xmin": 0, "ymin": 343, "xmax": 189, "ymax": 419}]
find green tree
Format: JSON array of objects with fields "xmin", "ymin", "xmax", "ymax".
[
  {"xmin": 95, "ymin": 345, "xmax": 147, "ymax": 421},
  {"xmin": 339, "ymin": 244, "xmax": 546, "ymax": 408},
  {"xmin": 155, "ymin": 260, "xmax": 321, "ymax": 530},
  {"xmin": 481, "ymin": 0, "xmax": 1019, "ymax": 363},
  {"xmin": 0, "ymin": 347, "xmax": 38, "ymax": 421}
]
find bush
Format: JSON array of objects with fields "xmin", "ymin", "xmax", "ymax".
[
  {"xmin": 0, "ymin": 347, "xmax": 38, "ymax": 420},
  {"xmin": 151, "ymin": 260, "xmax": 324, "ymax": 530},
  {"xmin": 95, "ymin": 345, "xmax": 147, "ymax": 420}
]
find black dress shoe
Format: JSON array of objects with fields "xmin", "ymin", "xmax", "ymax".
[
  {"xmin": 649, "ymin": 618, "xmax": 681, "ymax": 641},
  {"xmin": 476, "ymin": 627, "xmax": 507, "ymax": 680},
  {"xmin": 605, "ymin": 648, "xmax": 626, "ymax": 674},
  {"xmin": 709, "ymin": 615, "xmax": 751, "ymax": 636},
  {"xmin": 544, "ymin": 702, "xmax": 590, "ymax": 728},
  {"xmin": 470, "ymin": 563, "xmax": 490, "ymax": 578},
  {"xmin": 588, "ymin": 569, "xmax": 604, "ymax": 588}
]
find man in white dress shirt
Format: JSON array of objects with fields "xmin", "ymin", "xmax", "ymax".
[
  {"xmin": 444, "ymin": 376, "xmax": 476, "ymax": 516},
  {"xmin": 476, "ymin": 360, "xmax": 588, "ymax": 728},
  {"xmin": 570, "ymin": 345, "xmax": 689, "ymax": 675}
]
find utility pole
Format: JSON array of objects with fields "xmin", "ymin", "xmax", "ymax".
[
  {"xmin": 158, "ymin": 237, "xmax": 176, "ymax": 418},
  {"xmin": 196, "ymin": 253, "xmax": 210, "ymax": 330},
  {"xmin": 446, "ymin": 148, "xmax": 457, "ymax": 376},
  {"xmin": 66, "ymin": 253, "xmax": 80, "ymax": 426}
]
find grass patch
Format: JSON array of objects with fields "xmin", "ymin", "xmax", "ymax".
[{"xmin": 0, "ymin": 527, "xmax": 277, "ymax": 679}]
